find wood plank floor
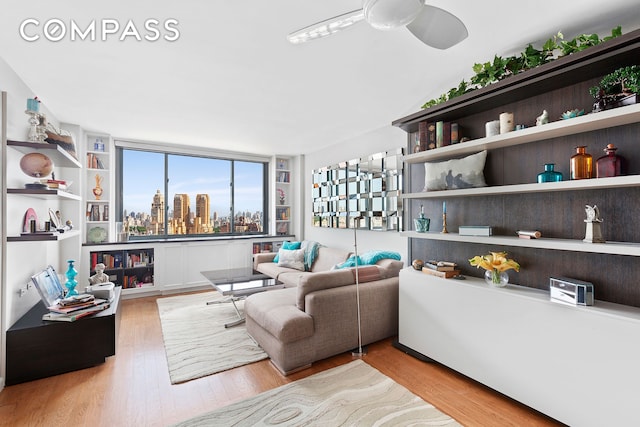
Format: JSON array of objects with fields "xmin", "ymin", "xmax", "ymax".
[{"xmin": 0, "ymin": 293, "xmax": 564, "ymax": 427}]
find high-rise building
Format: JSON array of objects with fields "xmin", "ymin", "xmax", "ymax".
[
  {"xmin": 150, "ymin": 189, "xmax": 165, "ymax": 234},
  {"xmin": 173, "ymin": 193, "xmax": 190, "ymax": 234},
  {"xmin": 196, "ymin": 194, "xmax": 210, "ymax": 227}
]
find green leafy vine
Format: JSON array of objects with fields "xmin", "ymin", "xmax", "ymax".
[{"xmin": 421, "ymin": 26, "xmax": 623, "ymax": 110}]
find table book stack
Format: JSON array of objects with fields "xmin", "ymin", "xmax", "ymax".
[
  {"xmin": 43, "ymin": 294, "xmax": 111, "ymax": 322},
  {"xmin": 422, "ymin": 260, "xmax": 460, "ymax": 278}
]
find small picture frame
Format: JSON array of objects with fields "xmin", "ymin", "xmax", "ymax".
[
  {"xmin": 91, "ymin": 205, "xmax": 101, "ymax": 222},
  {"xmin": 31, "ymin": 265, "xmax": 65, "ymax": 307},
  {"xmin": 49, "ymin": 208, "xmax": 62, "ymax": 230}
]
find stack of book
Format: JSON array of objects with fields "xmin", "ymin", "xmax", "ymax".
[
  {"xmin": 422, "ymin": 260, "xmax": 460, "ymax": 278},
  {"xmin": 43, "ymin": 293, "xmax": 111, "ymax": 322},
  {"xmin": 40, "ymin": 179, "xmax": 68, "ymax": 191}
]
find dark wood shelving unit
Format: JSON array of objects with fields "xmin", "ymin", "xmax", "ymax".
[
  {"xmin": 393, "ymin": 28, "xmax": 640, "ymax": 132},
  {"xmin": 7, "ymin": 139, "xmax": 82, "ymax": 168},
  {"xmin": 5, "ymin": 287, "xmax": 121, "ymax": 385}
]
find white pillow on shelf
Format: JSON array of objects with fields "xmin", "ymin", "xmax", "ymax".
[
  {"xmin": 277, "ymin": 248, "xmax": 305, "ymax": 271},
  {"xmin": 424, "ymin": 150, "xmax": 487, "ymax": 191}
]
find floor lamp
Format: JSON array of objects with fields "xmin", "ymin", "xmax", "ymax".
[{"xmin": 352, "ymin": 216, "xmax": 366, "ymax": 357}]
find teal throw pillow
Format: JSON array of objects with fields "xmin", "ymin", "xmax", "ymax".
[{"xmin": 273, "ymin": 241, "xmax": 301, "ymax": 262}]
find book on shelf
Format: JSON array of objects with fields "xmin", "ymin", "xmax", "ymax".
[
  {"xmin": 424, "ymin": 260, "xmax": 457, "ymax": 271},
  {"xmin": 427, "ymin": 122, "xmax": 436, "ymax": 149},
  {"xmin": 421, "ymin": 268, "xmax": 461, "ymax": 278},
  {"xmin": 87, "ymin": 153, "xmax": 105, "ymax": 169},
  {"xmin": 459, "ymin": 225, "xmax": 493, "ymax": 236}
]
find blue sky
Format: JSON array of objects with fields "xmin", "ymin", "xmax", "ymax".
[{"xmin": 122, "ymin": 150, "xmax": 263, "ymax": 217}]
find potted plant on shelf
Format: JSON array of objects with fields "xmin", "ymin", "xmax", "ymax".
[
  {"xmin": 277, "ymin": 188, "xmax": 286, "ymax": 205},
  {"xmin": 469, "ymin": 251, "xmax": 520, "ymax": 287},
  {"xmin": 590, "ymin": 65, "xmax": 640, "ymax": 112}
]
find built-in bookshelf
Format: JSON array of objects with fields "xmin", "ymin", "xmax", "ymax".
[
  {"xmin": 85, "ymin": 132, "xmax": 112, "ymax": 244},
  {"xmin": 275, "ymin": 157, "xmax": 292, "ymax": 236},
  {"xmin": 89, "ymin": 248, "xmax": 154, "ymax": 289},
  {"xmin": 252, "ymin": 240, "xmax": 284, "ymax": 254}
]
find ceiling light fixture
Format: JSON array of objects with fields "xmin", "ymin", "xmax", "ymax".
[{"xmin": 287, "ymin": 11, "xmax": 365, "ymax": 44}]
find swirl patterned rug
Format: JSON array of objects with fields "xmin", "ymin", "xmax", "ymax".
[
  {"xmin": 173, "ymin": 359, "xmax": 461, "ymax": 426},
  {"xmin": 157, "ymin": 291, "xmax": 268, "ymax": 384}
]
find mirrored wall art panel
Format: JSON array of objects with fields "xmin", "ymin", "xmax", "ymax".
[{"xmin": 312, "ymin": 149, "xmax": 403, "ymax": 231}]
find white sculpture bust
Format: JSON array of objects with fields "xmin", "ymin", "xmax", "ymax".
[{"xmin": 88, "ymin": 263, "xmax": 110, "ymax": 284}]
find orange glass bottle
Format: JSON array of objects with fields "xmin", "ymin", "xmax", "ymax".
[{"xmin": 570, "ymin": 146, "xmax": 593, "ymax": 180}]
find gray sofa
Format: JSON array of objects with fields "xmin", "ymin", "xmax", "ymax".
[
  {"xmin": 247, "ymin": 247, "xmax": 403, "ymax": 374},
  {"xmin": 253, "ymin": 246, "xmax": 353, "ymax": 287}
]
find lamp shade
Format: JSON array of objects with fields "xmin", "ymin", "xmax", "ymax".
[{"xmin": 363, "ymin": 0, "xmax": 423, "ymax": 30}]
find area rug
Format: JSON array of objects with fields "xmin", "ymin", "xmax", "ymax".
[
  {"xmin": 173, "ymin": 359, "xmax": 461, "ymax": 426},
  {"xmin": 157, "ymin": 291, "xmax": 268, "ymax": 384}
]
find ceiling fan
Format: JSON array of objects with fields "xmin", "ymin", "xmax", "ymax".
[{"xmin": 287, "ymin": 0, "xmax": 468, "ymax": 49}]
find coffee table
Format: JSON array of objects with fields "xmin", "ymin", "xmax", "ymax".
[{"xmin": 201, "ymin": 268, "xmax": 283, "ymax": 328}]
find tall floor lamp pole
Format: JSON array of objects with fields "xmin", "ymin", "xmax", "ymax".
[{"xmin": 352, "ymin": 216, "xmax": 366, "ymax": 357}]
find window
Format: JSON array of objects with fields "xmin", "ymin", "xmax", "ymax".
[{"xmin": 116, "ymin": 144, "xmax": 267, "ymax": 239}]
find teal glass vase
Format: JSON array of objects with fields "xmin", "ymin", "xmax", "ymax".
[
  {"xmin": 65, "ymin": 259, "xmax": 79, "ymax": 296},
  {"xmin": 414, "ymin": 213, "xmax": 430, "ymax": 233},
  {"xmin": 537, "ymin": 163, "xmax": 563, "ymax": 183}
]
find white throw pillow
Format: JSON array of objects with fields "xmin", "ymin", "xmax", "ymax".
[
  {"xmin": 424, "ymin": 150, "xmax": 487, "ymax": 191},
  {"xmin": 277, "ymin": 248, "xmax": 305, "ymax": 271}
]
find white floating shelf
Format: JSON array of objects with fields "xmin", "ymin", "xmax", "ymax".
[
  {"xmin": 400, "ymin": 231, "xmax": 640, "ymax": 257},
  {"xmin": 401, "ymin": 175, "xmax": 640, "ymax": 199},
  {"xmin": 403, "ymin": 103, "xmax": 640, "ymax": 163}
]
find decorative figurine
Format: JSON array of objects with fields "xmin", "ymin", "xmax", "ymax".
[
  {"xmin": 583, "ymin": 205, "xmax": 605, "ymax": 243},
  {"xmin": 536, "ymin": 110, "xmax": 549, "ymax": 126},
  {"xmin": 89, "ymin": 263, "xmax": 110, "ymax": 285},
  {"xmin": 93, "ymin": 174, "xmax": 103, "ymax": 200}
]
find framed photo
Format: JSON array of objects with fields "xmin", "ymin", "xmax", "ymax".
[
  {"xmin": 91, "ymin": 205, "xmax": 101, "ymax": 221},
  {"xmin": 49, "ymin": 208, "xmax": 62, "ymax": 230},
  {"xmin": 32, "ymin": 265, "xmax": 65, "ymax": 307}
]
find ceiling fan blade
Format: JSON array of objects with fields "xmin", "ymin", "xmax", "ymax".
[
  {"xmin": 406, "ymin": 5, "xmax": 468, "ymax": 49},
  {"xmin": 287, "ymin": 10, "xmax": 365, "ymax": 44}
]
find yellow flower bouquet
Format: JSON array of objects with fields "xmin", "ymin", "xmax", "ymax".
[{"xmin": 469, "ymin": 251, "xmax": 520, "ymax": 286}]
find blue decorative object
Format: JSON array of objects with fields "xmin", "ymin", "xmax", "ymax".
[
  {"xmin": 338, "ymin": 250, "xmax": 401, "ymax": 268},
  {"xmin": 413, "ymin": 204, "xmax": 430, "ymax": 232},
  {"xmin": 273, "ymin": 241, "xmax": 302, "ymax": 263},
  {"xmin": 537, "ymin": 163, "xmax": 563, "ymax": 183},
  {"xmin": 65, "ymin": 259, "xmax": 79, "ymax": 296},
  {"xmin": 302, "ymin": 240, "xmax": 321, "ymax": 271},
  {"xmin": 561, "ymin": 109, "xmax": 585, "ymax": 120}
]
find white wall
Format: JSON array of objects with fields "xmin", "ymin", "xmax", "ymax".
[
  {"xmin": 303, "ymin": 125, "xmax": 409, "ymax": 262},
  {"xmin": 0, "ymin": 57, "xmax": 66, "ymax": 328}
]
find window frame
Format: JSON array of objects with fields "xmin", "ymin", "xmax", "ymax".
[{"xmin": 115, "ymin": 139, "xmax": 270, "ymax": 240}]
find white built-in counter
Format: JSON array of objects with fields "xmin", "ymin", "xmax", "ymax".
[{"xmin": 398, "ymin": 268, "xmax": 640, "ymax": 426}]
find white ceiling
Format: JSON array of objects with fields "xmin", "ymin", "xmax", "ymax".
[{"xmin": 1, "ymin": 1, "xmax": 639, "ymax": 156}]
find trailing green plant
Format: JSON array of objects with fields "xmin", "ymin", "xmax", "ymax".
[{"xmin": 421, "ymin": 26, "xmax": 623, "ymax": 110}]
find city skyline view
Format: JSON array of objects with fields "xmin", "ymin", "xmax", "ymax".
[
  {"xmin": 122, "ymin": 149, "xmax": 264, "ymax": 217},
  {"xmin": 121, "ymin": 149, "xmax": 265, "ymax": 235}
]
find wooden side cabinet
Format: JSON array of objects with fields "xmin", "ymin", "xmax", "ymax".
[{"xmin": 5, "ymin": 287, "xmax": 121, "ymax": 386}]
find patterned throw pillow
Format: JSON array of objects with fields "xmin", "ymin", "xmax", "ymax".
[
  {"xmin": 424, "ymin": 150, "xmax": 487, "ymax": 191},
  {"xmin": 277, "ymin": 248, "xmax": 305, "ymax": 271},
  {"xmin": 273, "ymin": 241, "xmax": 302, "ymax": 263}
]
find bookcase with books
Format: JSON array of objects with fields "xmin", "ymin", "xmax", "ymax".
[
  {"xmin": 252, "ymin": 240, "xmax": 284, "ymax": 255},
  {"xmin": 275, "ymin": 157, "xmax": 292, "ymax": 236},
  {"xmin": 85, "ymin": 132, "xmax": 112, "ymax": 244},
  {"xmin": 89, "ymin": 248, "xmax": 154, "ymax": 290}
]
